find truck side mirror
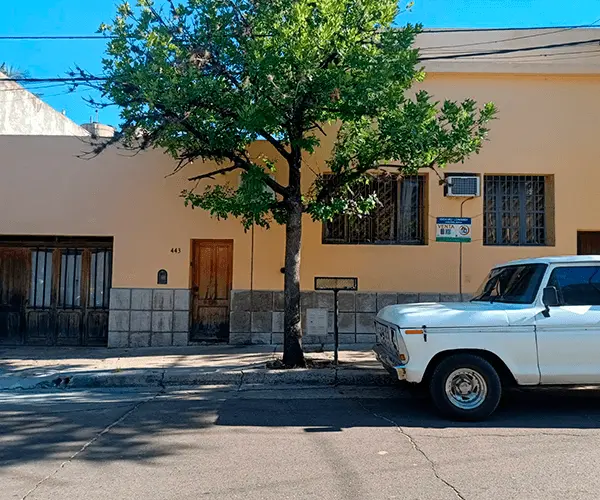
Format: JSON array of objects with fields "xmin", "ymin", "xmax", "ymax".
[{"xmin": 542, "ymin": 286, "xmax": 560, "ymax": 307}]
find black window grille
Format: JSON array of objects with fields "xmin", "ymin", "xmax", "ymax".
[
  {"xmin": 30, "ymin": 249, "xmax": 53, "ymax": 309},
  {"xmin": 323, "ymin": 175, "xmax": 426, "ymax": 245},
  {"xmin": 484, "ymin": 175, "xmax": 547, "ymax": 246},
  {"xmin": 59, "ymin": 249, "xmax": 82, "ymax": 308},
  {"xmin": 89, "ymin": 249, "xmax": 113, "ymax": 309}
]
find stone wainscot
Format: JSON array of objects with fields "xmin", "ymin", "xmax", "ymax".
[{"xmin": 108, "ymin": 288, "xmax": 462, "ymax": 348}]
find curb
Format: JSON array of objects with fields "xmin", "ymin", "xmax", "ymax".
[{"xmin": 0, "ymin": 367, "xmax": 396, "ymax": 391}]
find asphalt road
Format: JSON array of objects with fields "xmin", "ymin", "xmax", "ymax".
[{"xmin": 3, "ymin": 385, "xmax": 600, "ymax": 500}]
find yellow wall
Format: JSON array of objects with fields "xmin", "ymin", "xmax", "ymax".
[{"xmin": 1, "ymin": 72, "xmax": 600, "ymax": 293}]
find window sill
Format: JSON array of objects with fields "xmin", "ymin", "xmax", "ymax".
[
  {"xmin": 322, "ymin": 241, "xmax": 427, "ymax": 247},
  {"xmin": 482, "ymin": 243, "xmax": 554, "ymax": 248}
]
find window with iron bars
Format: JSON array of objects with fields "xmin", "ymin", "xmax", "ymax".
[
  {"xmin": 322, "ymin": 175, "xmax": 427, "ymax": 245},
  {"xmin": 484, "ymin": 175, "xmax": 554, "ymax": 246},
  {"xmin": 30, "ymin": 249, "xmax": 53, "ymax": 309},
  {"xmin": 89, "ymin": 249, "xmax": 113, "ymax": 309}
]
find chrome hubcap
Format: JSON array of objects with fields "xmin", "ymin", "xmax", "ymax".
[{"xmin": 445, "ymin": 368, "xmax": 488, "ymax": 410}]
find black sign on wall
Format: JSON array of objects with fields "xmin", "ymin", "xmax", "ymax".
[{"xmin": 157, "ymin": 269, "xmax": 168, "ymax": 285}]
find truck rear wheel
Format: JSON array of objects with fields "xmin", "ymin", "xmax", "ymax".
[{"xmin": 429, "ymin": 354, "xmax": 502, "ymax": 421}]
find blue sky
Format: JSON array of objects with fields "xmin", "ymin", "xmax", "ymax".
[{"xmin": 1, "ymin": 0, "xmax": 598, "ymax": 127}]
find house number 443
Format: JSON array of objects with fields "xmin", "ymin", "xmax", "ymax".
[{"xmin": 170, "ymin": 248, "xmax": 181, "ymax": 254}]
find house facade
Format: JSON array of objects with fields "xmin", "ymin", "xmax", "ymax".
[{"xmin": 1, "ymin": 29, "xmax": 599, "ymax": 348}]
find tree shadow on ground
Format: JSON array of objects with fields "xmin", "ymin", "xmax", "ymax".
[{"xmin": 2, "ymin": 386, "xmax": 600, "ymax": 471}]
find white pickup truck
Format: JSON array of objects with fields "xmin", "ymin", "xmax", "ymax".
[{"xmin": 374, "ymin": 256, "xmax": 600, "ymax": 421}]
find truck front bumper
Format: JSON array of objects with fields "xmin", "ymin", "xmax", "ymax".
[{"xmin": 373, "ymin": 344, "xmax": 407, "ymax": 381}]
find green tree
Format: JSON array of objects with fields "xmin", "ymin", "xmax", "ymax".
[{"xmin": 83, "ymin": 0, "xmax": 496, "ymax": 367}]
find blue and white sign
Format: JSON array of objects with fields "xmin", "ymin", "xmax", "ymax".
[{"xmin": 436, "ymin": 217, "xmax": 472, "ymax": 243}]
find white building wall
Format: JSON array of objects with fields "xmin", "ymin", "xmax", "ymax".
[{"xmin": 0, "ymin": 74, "xmax": 90, "ymax": 136}]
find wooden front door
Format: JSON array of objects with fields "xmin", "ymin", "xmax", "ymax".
[
  {"xmin": 0, "ymin": 248, "xmax": 28, "ymax": 344},
  {"xmin": 190, "ymin": 240, "xmax": 233, "ymax": 342},
  {"xmin": 578, "ymin": 232, "xmax": 600, "ymax": 255}
]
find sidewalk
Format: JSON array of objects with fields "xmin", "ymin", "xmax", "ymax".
[{"xmin": 0, "ymin": 344, "xmax": 395, "ymax": 391}]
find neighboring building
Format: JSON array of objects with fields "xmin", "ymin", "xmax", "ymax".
[
  {"xmin": 80, "ymin": 121, "xmax": 116, "ymax": 138},
  {"xmin": 0, "ymin": 73, "xmax": 90, "ymax": 136},
  {"xmin": 1, "ymin": 28, "xmax": 600, "ymax": 348}
]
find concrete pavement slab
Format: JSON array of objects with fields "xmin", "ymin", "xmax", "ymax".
[{"xmin": 0, "ymin": 344, "xmax": 391, "ymax": 391}]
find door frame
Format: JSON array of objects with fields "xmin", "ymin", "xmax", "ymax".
[{"xmin": 189, "ymin": 239, "xmax": 234, "ymax": 342}]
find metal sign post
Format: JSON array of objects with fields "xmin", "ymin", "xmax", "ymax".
[
  {"xmin": 436, "ymin": 215, "xmax": 472, "ymax": 298},
  {"xmin": 314, "ymin": 277, "xmax": 358, "ymax": 365}
]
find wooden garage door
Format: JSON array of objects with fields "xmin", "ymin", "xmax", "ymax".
[{"xmin": 0, "ymin": 237, "xmax": 113, "ymax": 346}]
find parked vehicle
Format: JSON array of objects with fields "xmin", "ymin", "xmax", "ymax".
[{"xmin": 374, "ymin": 256, "xmax": 600, "ymax": 421}]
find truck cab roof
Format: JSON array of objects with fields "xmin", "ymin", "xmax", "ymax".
[{"xmin": 499, "ymin": 255, "xmax": 600, "ymax": 268}]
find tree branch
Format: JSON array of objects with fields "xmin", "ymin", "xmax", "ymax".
[
  {"xmin": 263, "ymin": 175, "xmax": 288, "ymax": 198},
  {"xmin": 319, "ymin": 50, "xmax": 340, "ymax": 69},
  {"xmin": 259, "ymin": 130, "xmax": 291, "ymax": 161},
  {"xmin": 134, "ymin": 100, "xmax": 289, "ymax": 197},
  {"xmin": 307, "ymin": 121, "xmax": 327, "ymax": 136},
  {"xmin": 188, "ymin": 165, "xmax": 240, "ymax": 181},
  {"xmin": 226, "ymin": 154, "xmax": 289, "ymax": 197},
  {"xmin": 429, "ymin": 163, "xmax": 447, "ymax": 185}
]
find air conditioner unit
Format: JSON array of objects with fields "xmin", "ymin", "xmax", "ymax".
[{"xmin": 445, "ymin": 175, "xmax": 481, "ymax": 197}]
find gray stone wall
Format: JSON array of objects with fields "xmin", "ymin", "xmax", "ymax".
[
  {"xmin": 229, "ymin": 290, "xmax": 463, "ymax": 346},
  {"xmin": 108, "ymin": 288, "xmax": 462, "ymax": 348},
  {"xmin": 108, "ymin": 288, "xmax": 191, "ymax": 348}
]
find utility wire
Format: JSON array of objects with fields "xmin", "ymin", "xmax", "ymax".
[
  {"xmin": 464, "ymin": 48, "xmax": 600, "ymax": 62},
  {"xmin": 418, "ymin": 37, "xmax": 600, "ymax": 61},
  {"xmin": 0, "ymin": 23, "xmax": 599, "ymax": 40},
  {"xmin": 421, "ymin": 17, "xmax": 600, "ymax": 51},
  {"xmin": 422, "ymin": 47, "xmax": 600, "ymax": 59},
  {"xmin": 420, "ymin": 46, "xmax": 600, "ymax": 60},
  {"xmin": 0, "ymin": 82, "xmax": 76, "ymax": 91},
  {"xmin": 1, "ymin": 77, "xmax": 105, "ymax": 83},
  {"xmin": 1, "ymin": 37, "xmax": 599, "ymax": 86},
  {"xmin": 471, "ymin": 53, "xmax": 600, "ymax": 63},
  {"xmin": 0, "ymin": 35, "xmax": 116, "ymax": 40},
  {"xmin": 424, "ymin": 26, "xmax": 600, "ymax": 33}
]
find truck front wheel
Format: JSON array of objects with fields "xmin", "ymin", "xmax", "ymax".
[{"xmin": 429, "ymin": 354, "xmax": 502, "ymax": 421}]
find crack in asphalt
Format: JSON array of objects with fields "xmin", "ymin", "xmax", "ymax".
[
  {"xmin": 415, "ymin": 431, "xmax": 592, "ymax": 439},
  {"xmin": 356, "ymin": 400, "xmax": 467, "ymax": 500},
  {"xmin": 237, "ymin": 370, "xmax": 245, "ymax": 391},
  {"xmin": 11, "ymin": 403, "xmax": 140, "ymax": 416},
  {"xmin": 20, "ymin": 390, "xmax": 163, "ymax": 500},
  {"xmin": 159, "ymin": 369, "xmax": 166, "ymax": 390}
]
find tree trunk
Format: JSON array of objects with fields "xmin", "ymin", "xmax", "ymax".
[{"xmin": 282, "ymin": 199, "xmax": 305, "ymax": 367}]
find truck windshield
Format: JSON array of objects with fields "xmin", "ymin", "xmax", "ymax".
[{"xmin": 471, "ymin": 264, "xmax": 547, "ymax": 304}]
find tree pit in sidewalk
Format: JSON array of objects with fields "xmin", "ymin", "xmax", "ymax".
[{"xmin": 266, "ymin": 358, "xmax": 349, "ymax": 370}]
